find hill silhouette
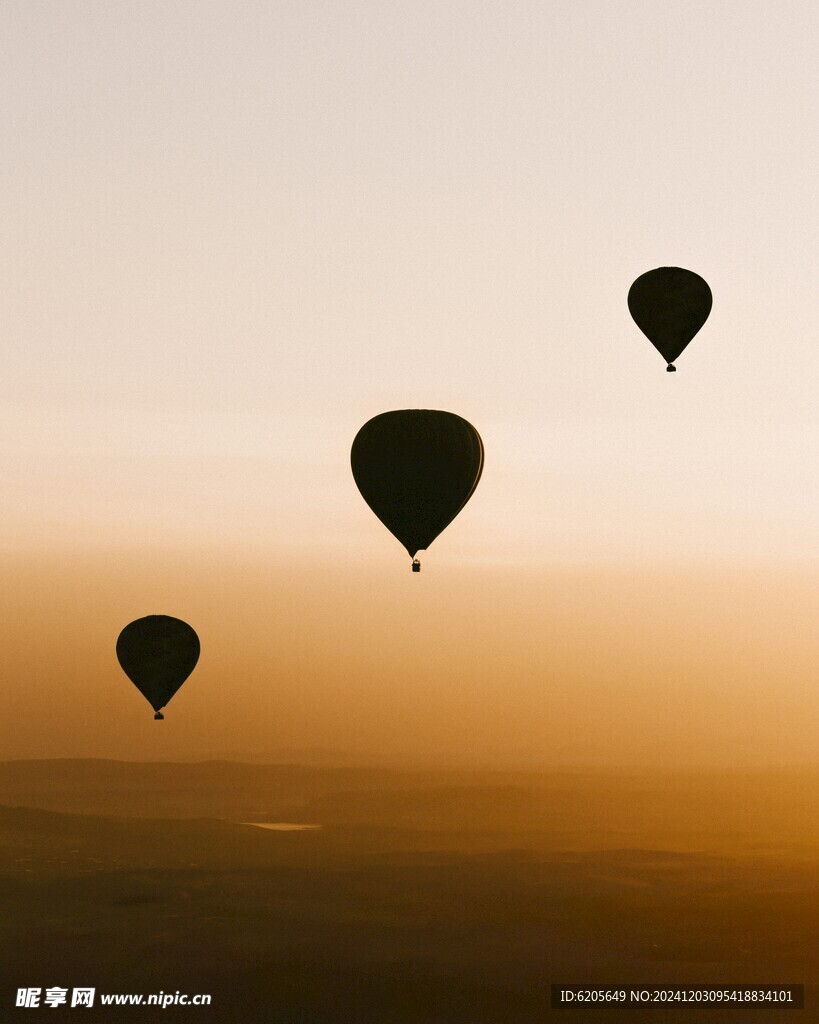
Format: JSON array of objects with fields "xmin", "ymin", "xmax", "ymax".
[{"xmin": 2, "ymin": 762, "xmax": 817, "ymax": 1022}]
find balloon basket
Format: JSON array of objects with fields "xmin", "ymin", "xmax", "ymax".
[
  {"xmin": 666, "ymin": 364, "xmax": 677, "ymax": 372},
  {"xmin": 154, "ymin": 711, "xmax": 165, "ymax": 720},
  {"xmin": 412, "ymin": 559, "xmax": 421, "ymax": 573}
]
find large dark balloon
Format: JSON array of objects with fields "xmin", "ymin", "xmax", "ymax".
[
  {"xmin": 351, "ymin": 409, "xmax": 484, "ymax": 566},
  {"xmin": 116, "ymin": 616, "xmax": 200, "ymax": 719},
  {"xmin": 628, "ymin": 267, "xmax": 712, "ymax": 370}
]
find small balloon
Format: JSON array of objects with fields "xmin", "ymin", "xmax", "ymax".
[
  {"xmin": 628, "ymin": 267, "xmax": 712, "ymax": 370},
  {"xmin": 116, "ymin": 615, "xmax": 200, "ymax": 719},
  {"xmin": 351, "ymin": 409, "xmax": 484, "ymax": 569}
]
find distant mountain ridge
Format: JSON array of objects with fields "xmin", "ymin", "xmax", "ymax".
[{"xmin": 1, "ymin": 760, "xmax": 818, "ymax": 852}]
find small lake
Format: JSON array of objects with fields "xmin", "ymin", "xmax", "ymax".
[{"xmin": 240, "ymin": 822, "xmax": 321, "ymax": 832}]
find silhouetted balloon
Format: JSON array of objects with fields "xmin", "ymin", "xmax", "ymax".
[
  {"xmin": 116, "ymin": 616, "xmax": 200, "ymax": 719},
  {"xmin": 351, "ymin": 409, "xmax": 484, "ymax": 569},
  {"xmin": 628, "ymin": 267, "xmax": 712, "ymax": 371}
]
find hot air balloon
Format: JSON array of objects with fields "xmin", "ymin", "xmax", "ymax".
[
  {"xmin": 116, "ymin": 615, "xmax": 200, "ymax": 719},
  {"xmin": 628, "ymin": 267, "xmax": 712, "ymax": 371},
  {"xmin": 351, "ymin": 409, "xmax": 484, "ymax": 571}
]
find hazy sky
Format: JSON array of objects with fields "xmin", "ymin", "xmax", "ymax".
[{"xmin": 1, "ymin": 1, "xmax": 816, "ymax": 764}]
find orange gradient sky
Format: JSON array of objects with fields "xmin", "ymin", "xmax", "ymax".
[{"xmin": 1, "ymin": 1, "xmax": 816, "ymax": 764}]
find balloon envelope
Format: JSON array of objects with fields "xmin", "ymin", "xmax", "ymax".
[
  {"xmin": 628, "ymin": 267, "xmax": 712, "ymax": 366},
  {"xmin": 116, "ymin": 615, "xmax": 200, "ymax": 714},
  {"xmin": 351, "ymin": 409, "xmax": 484, "ymax": 559}
]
